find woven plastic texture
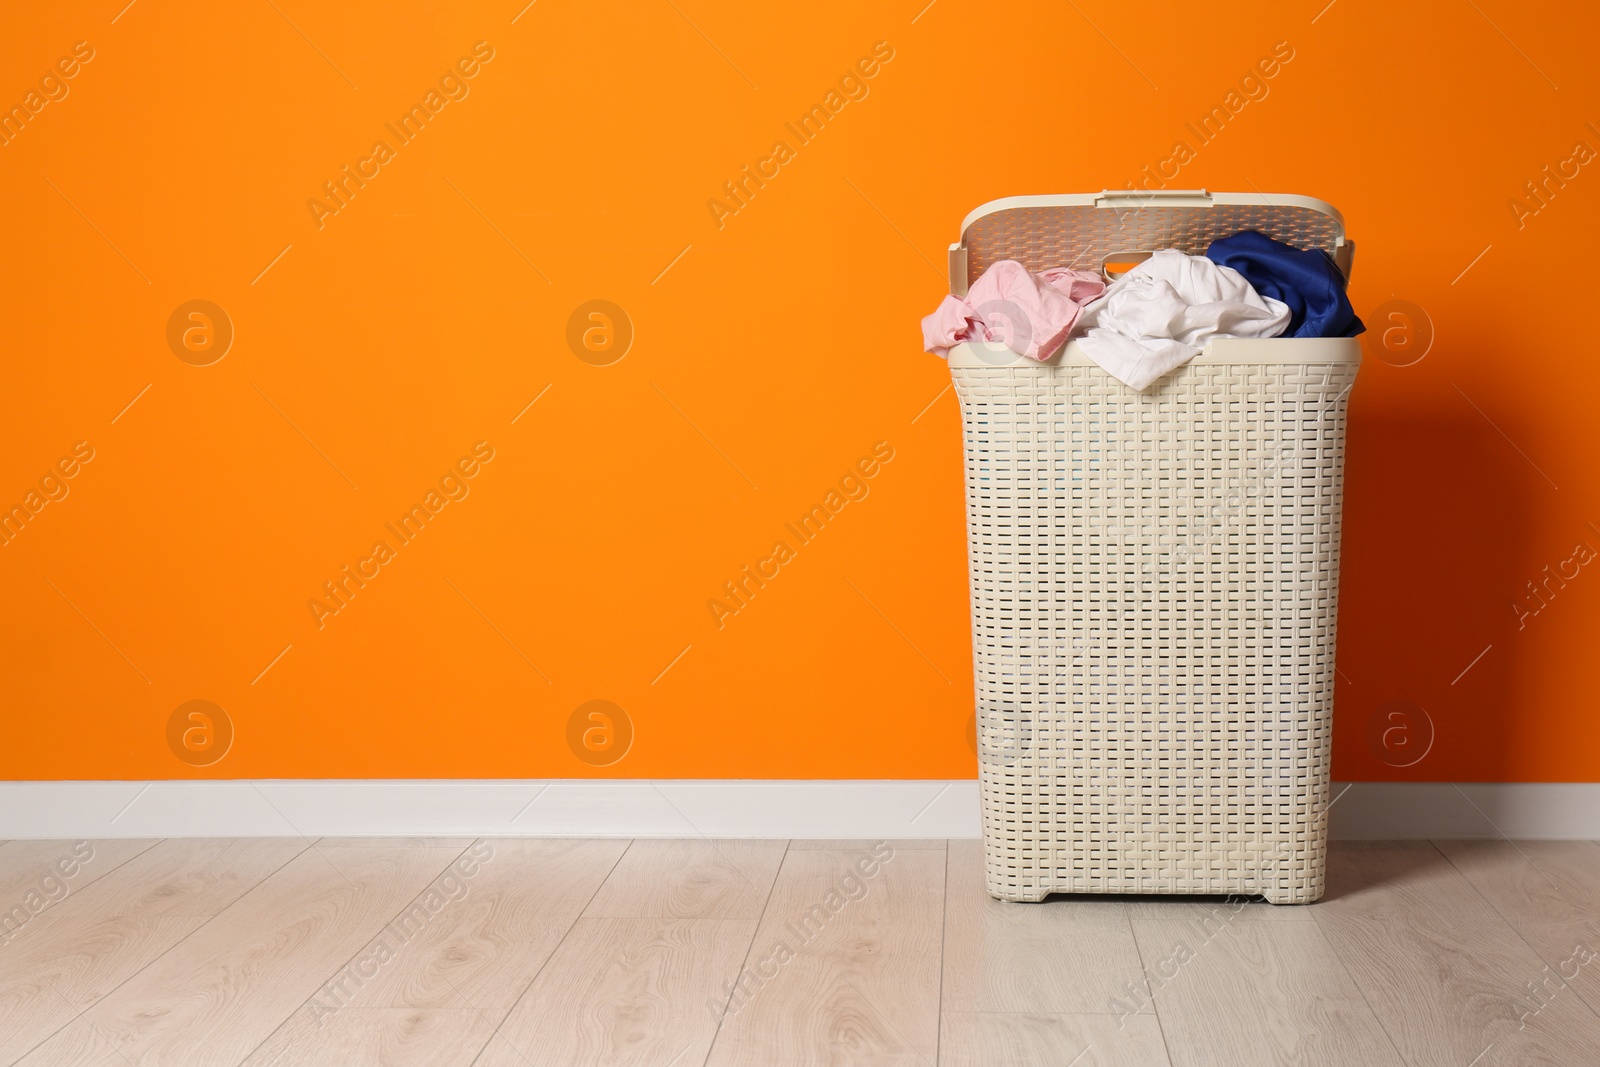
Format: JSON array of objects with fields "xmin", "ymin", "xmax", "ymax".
[
  {"xmin": 955, "ymin": 357, "xmax": 1357, "ymax": 904},
  {"xmin": 964, "ymin": 201, "xmax": 1344, "ymax": 279}
]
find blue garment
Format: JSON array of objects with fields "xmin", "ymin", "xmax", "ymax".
[{"xmin": 1204, "ymin": 230, "xmax": 1364, "ymax": 339}]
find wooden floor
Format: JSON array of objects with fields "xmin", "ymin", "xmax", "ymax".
[{"xmin": 1, "ymin": 838, "xmax": 1597, "ymax": 1065}]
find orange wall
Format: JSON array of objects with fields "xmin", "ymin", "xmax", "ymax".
[{"xmin": 3, "ymin": 1, "xmax": 1597, "ymax": 782}]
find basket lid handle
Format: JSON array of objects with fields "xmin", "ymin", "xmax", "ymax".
[{"xmin": 1093, "ymin": 189, "xmax": 1214, "ymax": 209}]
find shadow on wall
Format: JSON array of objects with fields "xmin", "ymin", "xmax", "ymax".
[{"xmin": 1334, "ymin": 399, "xmax": 1532, "ymax": 784}]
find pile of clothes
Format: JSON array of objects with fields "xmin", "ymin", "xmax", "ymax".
[{"xmin": 921, "ymin": 230, "xmax": 1363, "ymax": 389}]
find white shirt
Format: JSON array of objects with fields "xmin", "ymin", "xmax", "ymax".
[{"xmin": 1074, "ymin": 250, "xmax": 1291, "ymax": 389}]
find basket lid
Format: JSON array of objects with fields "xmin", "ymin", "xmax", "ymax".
[{"xmin": 949, "ymin": 189, "xmax": 1353, "ymax": 296}]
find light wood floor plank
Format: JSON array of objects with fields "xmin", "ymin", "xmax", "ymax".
[
  {"xmin": 1436, "ymin": 840, "xmax": 1600, "ymax": 1017},
  {"xmin": 704, "ymin": 845, "xmax": 943, "ymax": 1066},
  {"xmin": 1311, "ymin": 845, "xmax": 1600, "ymax": 1066},
  {"xmin": 939, "ymin": 1012, "xmax": 1171, "ymax": 1067},
  {"xmin": 1133, "ymin": 914, "xmax": 1403, "ymax": 1065},
  {"xmin": 0, "ymin": 838, "xmax": 305, "ymax": 1063},
  {"xmin": 583, "ymin": 839, "xmax": 786, "ymax": 920},
  {"xmin": 1122, "ymin": 895, "xmax": 1315, "ymax": 923},
  {"xmin": 243, "ymin": 1008, "xmax": 498, "ymax": 1067},
  {"xmin": 479, "ymin": 917, "xmax": 757, "ymax": 1067},
  {"xmin": 942, "ymin": 839, "xmax": 1144, "ymax": 1014},
  {"xmin": 788, "ymin": 840, "xmax": 947, "ymax": 851},
  {"xmin": 12, "ymin": 844, "xmax": 465, "ymax": 1067},
  {"xmin": 323, "ymin": 838, "xmax": 629, "ymax": 1013},
  {"xmin": 1, "ymin": 837, "xmax": 1591, "ymax": 1065},
  {"xmin": 315, "ymin": 838, "xmax": 478, "ymax": 848},
  {"xmin": 0, "ymin": 839, "xmax": 159, "ymax": 942}
]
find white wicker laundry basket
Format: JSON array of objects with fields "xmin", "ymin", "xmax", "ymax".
[{"xmin": 950, "ymin": 191, "xmax": 1360, "ymax": 905}]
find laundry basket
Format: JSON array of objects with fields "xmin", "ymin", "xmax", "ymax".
[{"xmin": 951, "ymin": 190, "xmax": 1360, "ymax": 905}]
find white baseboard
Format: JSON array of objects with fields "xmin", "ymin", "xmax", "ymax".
[
  {"xmin": 0, "ymin": 780, "xmax": 981, "ymax": 840},
  {"xmin": 0, "ymin": 780, "xmax": 1595, "ymax": 840},
  {"xmin": 1326, "ymin": 782, "xmax": 1600, "ymax": 840}
]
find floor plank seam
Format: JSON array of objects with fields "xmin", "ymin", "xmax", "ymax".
[
  {"xmin": 1126, "ymin": 898, "xmax": 1177, "ymax": 1067},
  {"xmin": 1432, "ymin": 839, "xmax": 1600, "ymax": 1031},
  {"xmin": 699, "ymin": 838, "xmax": 790, "ymax": 1067},
  {"xmin": 934, "ymin": 840, "xmax": 949, "ymax": 1066},
  {"xmin": 230, "ymin": 838, "xmax": 476, "ymax": 1067},
  {"xmin": 2, "ymin": 835, "xmax": 165, "ymax": 949},
  {"xmin": 465, "ymin": 837, "xmax": 636, "ymax": 1067},
  {"xmin": 3, "ymin": 837, "xmax": 309, "ymax": 1067},
  {"xmin": 1307, "ymin": 864, "xmax": 1421, "ymax": 1067}
]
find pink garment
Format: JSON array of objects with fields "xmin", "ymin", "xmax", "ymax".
[{"xmin": 922, "ymin": 260, "xmax": 1106, "ymax": 361}]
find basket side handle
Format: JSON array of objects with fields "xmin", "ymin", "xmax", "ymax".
[
  {"xmin": 949, "ymin": 243, "xmax": 969, "ymax": 297},
  {"xmin": 1333, "ymin": 238, "xmax": 1355, "ymax": 281}
]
